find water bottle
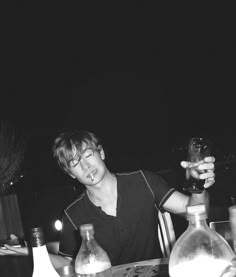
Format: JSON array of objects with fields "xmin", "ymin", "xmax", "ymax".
[
  {"xmin": 74, "ymin": 224, "xmax": 112, "ymax": 276},
  {"xmin": 169, "ymin": 204, "xmax": 235, "ymax": 277}
]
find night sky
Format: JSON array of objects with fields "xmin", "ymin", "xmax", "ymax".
[
  {"xmin": 2, "ymin": 4, "xmax": 236, "ymax": 189},
  {"xmin": 1, "ymin": 4, "xmax": 236, "ymax": 242}
]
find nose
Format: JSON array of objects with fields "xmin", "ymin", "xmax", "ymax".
[{"xmin": 80, "ymin": 158, "xmax": 91, "ymax": 171}]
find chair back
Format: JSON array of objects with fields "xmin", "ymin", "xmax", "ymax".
[
  {"xmin": 158, "ymin": 211, "xmax": 176, "ymax": 258},
  {"xmin": 140, "ymin": 170, "xmax": 176, "ymax": 257}
]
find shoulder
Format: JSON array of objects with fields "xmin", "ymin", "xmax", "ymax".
[
  {"xmin": 141, "ymin": 169, "xmax": 168, "ymax": 183},
  {"xmin": 116, "ymin": 169, "xmax": 165, "ymax": 183},
  {"xmin": 116, "ymin": 170, "xmax": 149, "ymax": 183},
  {"xmin": 116, "ymin": 169, "xmax": 141, "ymax": 177},
  {"xmin": 116, "ymin": 169, "xmax": 167, "ymax": 189},
  {"xmin": 64, "ymin": 190, "xmax": 87, "ymax": 214},
  {"xmin": 116, "ymin": 169, "xmax": 159, "ymax": 177}
]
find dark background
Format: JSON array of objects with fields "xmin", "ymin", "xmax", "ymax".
[{"xmin": 1, "ymin": 3, "xmax": 236, "ymax": 240}]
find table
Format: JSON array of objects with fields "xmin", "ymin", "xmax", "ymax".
[
  {"xmin": 0, "ymin": 256, "xmax": 169, "ymax": 277},
  {"xmin": 0, "ymin": 256, "xmax": 33, "ymax": 277},
  {"xmin": 112, "ymin": 258, "xmax": 169, "ymax": 277},
  {"xmin": 56, "ymin": 258, "xmax": 169, "ymax": 276}
]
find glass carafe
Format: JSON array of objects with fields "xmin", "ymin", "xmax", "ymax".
[{"xmin": 169, "ymin": 204, "xmax": 235, "ymax": 277}]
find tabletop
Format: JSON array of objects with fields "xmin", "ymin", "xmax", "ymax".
[
  {"xmin": 0, "ymin": 256, "xmax": 169, "ymax": 277},
  {"xmin": 56, "ymin": 258, "xmax": 169, "ymax": 276},
  {"xmin": 112, "ymin": 258, "xmax": 169, "ymax": 277}
]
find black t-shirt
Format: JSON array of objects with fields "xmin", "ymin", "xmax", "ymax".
[{"xmin": 58, "ymin": 170, "xmax": 175, "ymax": 266}]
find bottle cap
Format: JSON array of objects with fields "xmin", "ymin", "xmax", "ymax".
[
  {"xmin": 31, "ymin": 227, "xmax": 45, "ymax": 247},
  {"xmin": 187, "ymin": 204, "xmax": 206, "ymax": 214},
  {"xmin": 80, "ymin": 224, "xmax": 94, "ymax": 236}
]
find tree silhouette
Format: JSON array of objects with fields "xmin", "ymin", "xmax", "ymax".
[{"xmin": 0, "ymin": 121, "xmax": 26, "ymax": 194}]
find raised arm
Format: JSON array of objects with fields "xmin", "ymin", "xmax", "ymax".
[{"xmin": 163, "ymin": 156, "xmax": 215, "ymax": 215}]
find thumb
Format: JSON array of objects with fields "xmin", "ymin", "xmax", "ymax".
[{"xmin": 180, "ymin": 161, "xmax": 190, "ymax": 168}]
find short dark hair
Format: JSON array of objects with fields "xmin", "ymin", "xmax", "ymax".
[{"xmin": 52, "ymin": 130, "xmax": 101, "ymax": 173}]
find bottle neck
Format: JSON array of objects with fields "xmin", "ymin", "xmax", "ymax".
[
  {"xmin": 82, "ymin": 230, "xmax": 94, "ymax": 241},
  {"xmin": 188, "ymin": 215, "xmax": 208, "ymax": 228},
  {"xmin": 189, "ymin": 191, "xmax": 209, "ymax": 214},
  {"xmin": 31, "ymin": 227, "xmax": 46, "ymax": 247}
]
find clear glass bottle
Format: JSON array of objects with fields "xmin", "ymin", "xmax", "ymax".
[
  {"xmin": 229, "ymin": 205, "xmax": 236, "ymax": 253},
  {"xmin": 169, "ymin": 204, "xmax": 235, "ymax": 277},
  {"xmin": 31, "ymin": 226, "xmax": 60, "ymax": 277},
  {"xmin": 74, "ymin": 224, "xmax": 112, "ymax": 276},
  {"xmin": 220, "ymin": 206, "xmax": 236, "ymax": 277}
]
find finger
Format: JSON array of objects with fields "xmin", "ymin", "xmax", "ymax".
[
  {"xmin": 180, "ymin": 161, "xmax": 191, "ymax": 168},
  {"xmin": 190, "ymin": 168, "xmax": 200, "ymax": 179},
  {"xmin": 199, "ymin": 171, "xmax": 215, "ymax": 180},
  {"xmin": 198, "ymin": 163, "xmax": 215, "ymax": 171},
  {"xmin": 203, "ymin": 156, "xmax": 215, "ymax": 163},
  {"xmin": 204, "ymin": 177, "xmax": 215, "ymax": 188}
]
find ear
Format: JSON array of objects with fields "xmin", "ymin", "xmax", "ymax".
[{"xmin": 99, "ymin": 148, "xmax": 105, "ymax": 160}]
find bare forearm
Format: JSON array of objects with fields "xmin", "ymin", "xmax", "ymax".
[
  {"xmin": 49, "ymin": 253, "xmax": 73, "ymax": 269},
  {"xmin": 163, "ymin": 190, "xmax": 209, "ymax": 219}
]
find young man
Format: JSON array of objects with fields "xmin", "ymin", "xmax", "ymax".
[
  {"xmin": 52, "ymin": 130, "xmax": 215, "ymax": 266},
  {"xmin": 0, "ymin": 130, "xmax": 215, "ymax": 268}
]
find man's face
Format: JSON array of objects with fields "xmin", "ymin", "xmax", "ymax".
[{"xmin": 68, "ymin": 142, "xmax": 106, "ymax": 186}]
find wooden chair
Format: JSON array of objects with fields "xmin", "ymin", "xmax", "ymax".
[{"xmin": 158, "ymin": 211, "xmax": 176, "ymax": 258}]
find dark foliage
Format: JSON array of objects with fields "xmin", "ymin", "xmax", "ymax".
[{"xmin": 0, "ymin": 121, "xmax": 27, "ymax": 194}]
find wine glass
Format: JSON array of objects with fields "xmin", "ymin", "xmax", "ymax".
[{"xmin": 183, "ymin": 137, "xmax": 211, "ymax": 194}]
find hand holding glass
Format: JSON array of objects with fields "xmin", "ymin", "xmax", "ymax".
[{"xmin": 183, "ymin": 137, "xmax": 211, "ymax": 194}]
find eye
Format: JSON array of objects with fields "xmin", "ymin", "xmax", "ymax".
[
  {"xmin": 84, "ymin": 149, "xmax": 94, "ymax": 158},
  {"xmin": 70, "ymin": 155, "xmax": 81, "ymax": 167},
  {"xmin": 71, "ymin": 160, "xmax": 79, "ymax": 167}
]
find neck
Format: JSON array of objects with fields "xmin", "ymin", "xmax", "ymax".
[{"xmin": 86, "ymin": 171, "xmax": 117, "ymax": 204}]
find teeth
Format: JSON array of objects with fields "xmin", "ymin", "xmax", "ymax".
[{"xmin": 90, "ymin": 173, "xmax": 94, "ymax": 181}]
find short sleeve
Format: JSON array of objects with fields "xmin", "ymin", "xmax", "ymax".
[
  {"xmin": 141, "ymin": 170, "xmax": 176, "ymax": 211},
  {"xmin": 58, "ymin": 211, "xmax": 81, "ymax": 258}
]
